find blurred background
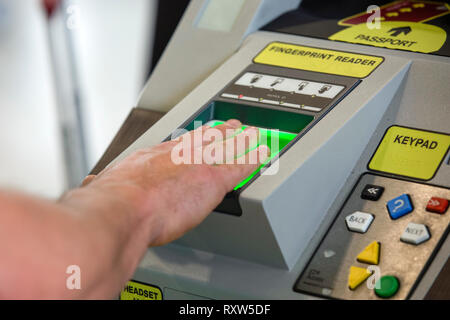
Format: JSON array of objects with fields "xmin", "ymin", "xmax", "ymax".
[{"xmin": 0, "ymin": 0, "xmax": 189, "ymax": 198}]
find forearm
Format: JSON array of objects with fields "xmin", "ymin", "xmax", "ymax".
[
  {"xmin": 59, "ymin": 181, "xmax": 155, "ymax": 298},
  {"xmin": 0, "ymin": 184, "xmax": 153, "ymax": 299},
  {"xmin": 0, "ymin": 120, "xmax": 268, "ymax": 299}
]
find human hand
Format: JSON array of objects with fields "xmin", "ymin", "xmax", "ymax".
[{"xmin": 81, "ymin": 119, "xmax": 270, "ymax": 246}]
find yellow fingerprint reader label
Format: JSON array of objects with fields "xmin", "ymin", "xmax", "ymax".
[
  {"xmin": 369, "ymin": 126, "xmax": 450, "ymax": 180},
  {"xmin": 120, "ymin": 280, "xmax": 163, "ymax": 300},
  {"xmin": 254, "ymin": 42, "xmax": 383, "ymax": 78}
]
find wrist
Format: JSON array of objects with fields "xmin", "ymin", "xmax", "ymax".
[
  {"xmin": 62, "ymin": 179, "xmax": 145, "ymax": 216},
  {"xmin": 60, "ymin": 180, "xmax": 156, "ymax": 241}
]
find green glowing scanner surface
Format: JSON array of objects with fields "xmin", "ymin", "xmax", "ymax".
[{"xmin": 207, "ymin": 120, "xmax": 297, "ymax": 190}]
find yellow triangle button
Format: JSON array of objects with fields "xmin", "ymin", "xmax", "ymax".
[
  {"xmin": 357, "ymin": 241, "xmax": 380, "ymax": 265},
  {"xmin": 348, "ymin": 266, "xmax": 371, "ymax": 290}
]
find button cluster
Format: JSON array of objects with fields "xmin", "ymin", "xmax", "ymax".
[
  {"xmin": 234, "ymin": 72, "xmax": 344, "ymax": 99},
  {"xmin": 221, "ymin": 72, "xmax": 345, "ymax": 113},
  {"xmin": 345, "ymin": 183, "xmax": 448, "ymax": 298},
  {"xmin": 295, "ymin": 174, "xmax": 450, "ymax": 300},
  {"xmin": 347, "ymin": 240, "xmax": 380, "ymax": 291},
  {"xmin": 345, "ymin": 183, "xmax": 447, "ymax": 238}
]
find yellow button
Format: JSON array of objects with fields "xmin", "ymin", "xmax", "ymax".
[
  {"xmin": 357, "ymin": 241, "xmax": 380, "ymax": 265},
  {"xmin": 348, "ymin": 266, "xmax": 371, "ymax": 290},
  {"xmin": 369, "ymin": 126, "xmax": 450, "ymax": 180}
]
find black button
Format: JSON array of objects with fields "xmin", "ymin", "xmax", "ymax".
[{"xmin": 361, "ymin": 184, "xmax": 384, "ymax": 201}]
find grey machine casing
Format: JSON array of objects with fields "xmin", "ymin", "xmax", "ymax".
[{"xmin": 106, "ymin": 1, "xmax": 449, "ymax": 300}]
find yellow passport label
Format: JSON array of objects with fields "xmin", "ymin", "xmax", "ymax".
[
  {"xmin": 120, "ymin": 280, "xmax": 163, "ymax": 300},
  {"xmin": 329, "ymin": 21, "xmax": 447, "ymax": 54},
  {"xmin": 253, "ymin": 42, "xmax": 384, "ymax": 78},
  {"xmin": 369, "ymin": 126, "xmax": 450, "ymax": 180}
]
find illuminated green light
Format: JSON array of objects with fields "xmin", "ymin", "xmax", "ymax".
[{"xmin": 207, "ymin": 120, "xmax": 297, "ymax": 190}]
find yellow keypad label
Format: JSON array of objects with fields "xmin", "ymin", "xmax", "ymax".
[{"xmin": 369, "ymin": 126, "xmax": 450, "ymax": 180}]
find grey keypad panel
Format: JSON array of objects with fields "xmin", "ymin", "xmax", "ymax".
[{"xmin": 295, "ymin": 173, "xmax": 450, "ymax": 300}]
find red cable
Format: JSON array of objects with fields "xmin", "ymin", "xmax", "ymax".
[{"xmin": 42, "ymin": 0, "xmax": 61, "ymax": 18}]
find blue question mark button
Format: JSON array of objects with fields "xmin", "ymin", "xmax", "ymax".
[{"xmin": 387, "ymin": 194, "xmax": 414, "ymax": 220}]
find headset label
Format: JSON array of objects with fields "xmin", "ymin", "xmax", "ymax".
[{"xmin": 120, "ymin": 280, "xmax": 163, "ymax": 300}]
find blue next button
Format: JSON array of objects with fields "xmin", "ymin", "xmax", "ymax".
[{"xmin": 387, "ymin": 194, "xmax": 414, "ymax": 219}]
